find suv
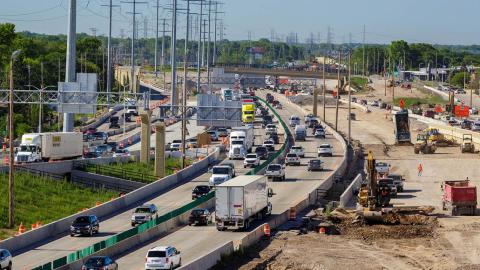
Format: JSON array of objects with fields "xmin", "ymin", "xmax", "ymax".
[
  {"xmin": 290, "ymin": 145, "xmax": 305, "ymax": 158},
  {"xmin": 81, "ymin": 256, "xmax": 118, "ymax": 270},
  {"xmin": 265, "ymin": 164, "xmax": 286, "ymax": 181},
  {"xmin": 255, "ymin": 146, "xmax": 269, "ymax": 159},
  {"xmin": 285, "ymin": 153, "xmax": 301, "ymax": 166},
  {"xmin": 314, "ymin": 128, "xmax": 326, "ymax": 138},
  {"xmin": 192, "ymin": 185, "xmax": 211, "ymax": 200},
  {"xmin": 207, "ymin": 130, "xmax": 219, "ymax": 141},
  {"xmin": 109, "ymin": 116, "xmax": 120, "ymax": 129},
  {"xmin": 304, "ymin": 113, "xmax": 315, "ymax": 123},
  {"xmin": 217, "ymin": 128, "xmax": 228, "ymax": 137},
  {"xmin": 188, "ymin": 209, "xmax": 212, "ymax": 226},
  {"xmin": 265, "ymin": 124, "xmax": 277, "ymax": 135},
  {"xmin": 220, "ymin": 161, "xmax": 236, "ymax": 177},
  {"xmin": 317, "ymin": 144, "xmax": 333, "ymax": 157},
  {"xmin": 262, "ymin": 115, "xmax": 273, "ymax": 127},
  {"xmin": 269, "ymin": 133, "xmax": 280, "ymax": 144},
  {"xmin": 244, "ymin": 153, "xmax": 260, "ymax": 168},
  {"xmin": 0, "ymin": 249, "xmax": 12, "ymax": 270},
  {"xmin": 70, "ymin": 215, "xmax": 100, "ymax": 236},
  {"xmin": 389, "ymin": 174, "xmax": 404, "ymax": 192},
  {"xmin": 263, "ymin": 140, "xmax": 275, "ymax": 152},
  {"xmin": 131, "ymin": 204, "xmax": 158, "ymax": 226},
  {"xmin": 209, "ymin": 165, "xmax": 234, "ymax": 186},
  {"xmin": 145, "ymin": 246, "xmax": 182, "ymax": 270},
  {"xmin": 289, "ymin": 115, "xmax": 301, "ymax": 127},
  {"xmin": 307, "ymin": 159, "xmax": 323, "ymax": 171}
]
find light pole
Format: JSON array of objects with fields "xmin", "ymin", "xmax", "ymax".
[
  {"xmin": 8, "ymin": 49, "xmax": 21, "ymax": 228},
  {"xmin": 25, "ymin": 85, "xmax": 55, "ymax": 133}
]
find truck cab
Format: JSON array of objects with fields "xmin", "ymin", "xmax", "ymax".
[
  {"xmin": 15, "ymin": 134, "xmax": 42, "ymax": 163},
  {"xmin": 209, "ymin": 165, "xmax": 234, "ymax": 186},
  {"xmin": 242, "ymin": 103, "xmax": 255, "ymax": 124}
]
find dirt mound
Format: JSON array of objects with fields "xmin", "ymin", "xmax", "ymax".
[{"xmin": 337, "ymin": 221, "xmax": 437, "ymax": 242}]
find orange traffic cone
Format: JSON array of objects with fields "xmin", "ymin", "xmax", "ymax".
[
  {"xmin": 288, "ymin": 207, "xmax": 296, "ymax": 221},
  {"xmin": 95, "ymin": 201, "xmax": 101, "ymax": 206},
  {"xmin": 16, "ymin": 223, "xmax": 26, "ymax": 235},
  {"xmin": 36, "ymin": 221, "xmax": 42, "ymax": 228},
  {"xmin": 319, "ymin": 227, "xmax": 326, "ymax": 234},
  {"xmin": 31, "ymin": 223, "xmax": 37, "ymax": 230},
  {"xmin": 263, "ymin": 223, "xmax": 271, "ymax": 238}
]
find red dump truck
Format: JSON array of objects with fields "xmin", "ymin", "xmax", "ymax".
[{"xmin": 442, "ymin": 180, "xmax": 477, "ymax": 216}]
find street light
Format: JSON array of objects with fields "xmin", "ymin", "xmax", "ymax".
[
  {"xmin": 24, "ymin": 85, "xmax": 56, "ymax": 133},
  {"xmin": 8, "ymin": 49, "xmax": 21, "ymax": 228}
]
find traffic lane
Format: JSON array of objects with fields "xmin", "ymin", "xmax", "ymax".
[{"xmin": 14, "ymin": 123, "xmax": 269, "ymax": 269}]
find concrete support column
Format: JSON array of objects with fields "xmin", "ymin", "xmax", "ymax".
[
  {"xmin": 155, "ymin": 123, "xmax": 166, "ymax": 178},
  {"xmin": 140, "ymin": 112, "xmax": 152, "ymax": 163},
  {"xmin": 313, "ymin": 88, "xmax": 318, "ymax": 117}
]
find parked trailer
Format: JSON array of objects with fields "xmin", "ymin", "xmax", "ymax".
[
  {"xmin": 215, "ymin": 175, "xmax": 272, "ymax": 231},
  {"xmin": 442, "ymin": 180, "xmax": 477, "ymax": 216}
]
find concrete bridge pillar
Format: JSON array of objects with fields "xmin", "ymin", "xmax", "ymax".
[
  {"xmin": 154, "ymin": 123, "xmax": 165, "ymax": 178},
  {"xmin": 140, "ymin": 111, "xmax": 152, "ymax": 163},
  {"xmin": 313, "ymin": 88, "xmax": 318, "ymax": 117}
]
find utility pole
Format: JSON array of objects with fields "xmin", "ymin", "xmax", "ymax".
[
  {"xmin": 154, "ymin": 0, "xmax": 160, "ymax": 76},
  {"xmin": 206, "ymin": 0, "xmax": 212, "ymax": 90},
  {"xmin": 335, "ymin": 50, "xmax": 341, "ymax": 131},
  {"xmin": 202, "ymin": 19, "xmax": 207, "ymax": 67},
  {"xmin": 64, "ymin": 0, "xmax": 76, "ymax": 132},
  {"xmin": 362, "ymin": 24, "xmax": 366, "ymax": 77},
  {"xmin": 161, "ymin": 18, "xmax": 167, "ymax": 90},
  {"xmin": 182, "ymin": 0, "xmax": 191, "ymax": 169},
  {"xmin": 39, "ymin": 62, "xmax": 44, "ymax": 133},
  {"xmin": 197, "ymin": 3, "xmax": 203, "ymax": 94},
  {"xmin": 348, "ymin": 50, "xmax": 352, "ymax": 145},
  {"xmin": 171, "ymin": 0, "xmax": 178, "ymax": 112},
  {"xmin": 58, "ymin": 58, "xmax": 61, "ymax": 83},
  {"xmin": 384, "ymin": 57, "xmax": 387, "ymax": 96},
  {"xmin": 322, "ymin": 54, "xmax": 326, "ymax": 122},
  {"xmin": 101, "ymin": 0, "xmax": 119, "ymax": 108}
]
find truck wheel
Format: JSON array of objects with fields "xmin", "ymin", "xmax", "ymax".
[
  {"xmin": 7, "ymin": 262, "xmax": 12, "ymax": 270},
  {"xmin": 282, "ymin": 175, "xmax": 285, "ymax": 181},
  {"xmin": 414, "ymin": 149, "xmax": 419, "ymax": 154}
]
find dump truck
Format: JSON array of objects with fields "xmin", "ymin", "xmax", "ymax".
[
  {"xmin": 15, "ymin": 132, "xmax": 83, "ymax": 163},
  {"xmin": 461, "ymin": 134, "xmax": 475, "ymax": 153},
  {"xmin": 215, "ymin": 175, "xmax": 273, "ymax": 231},
  {"xmin": 414, "ymin": 134, "xmax": 436, "ymax": 154},
  {"xmin": 442, "ymin": 180, "xmax": 477, "ymax": 216},
  {"xmin": 392, "ymin": 110, "xmax": 411, "ymax": 145}
]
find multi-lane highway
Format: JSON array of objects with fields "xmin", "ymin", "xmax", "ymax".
[{"xmin": 113, "ymin": 91, "xmax": 344, "ymax": 268}]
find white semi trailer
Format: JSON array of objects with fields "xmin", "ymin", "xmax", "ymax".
[{"xmin": 15, "ymin": 132, "xmax": 83, "ymax": 163}]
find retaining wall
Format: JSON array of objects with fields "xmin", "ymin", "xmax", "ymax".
[
  {"xmin": 71, "ymin": 170, "xmax": 146, "ymax": 192},
  {"xmin": 339, "ymin": 174, "xmax": 363, "ymax": 208}
]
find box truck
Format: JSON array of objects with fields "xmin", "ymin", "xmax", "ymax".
[
  {"xmin": 215, "ymin": 175, "xmax": 273, "ymax": 231},
  {"xmin": 15, "ymin": 132, "xmax": 83, "ymax": 163},
  {"xmin": 228, "ymin": 126, "xmax": 254, "ymax": 159}
]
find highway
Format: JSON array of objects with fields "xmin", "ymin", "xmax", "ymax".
[
  {"xmin": 12, "ymin": 110, "xmax": 269, "ymax": 269},
  {"xmin": 113, "ymin": 91, "xmax": 344, "ymax": 268}
]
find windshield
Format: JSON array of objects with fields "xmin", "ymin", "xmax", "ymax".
[
  {"xmin": 135, "ymin": 207, "xmax": 150, "ymax": 213},
  {"xmin": 286, "ymin": 153, "xmax": 297, "ymax": 157},
  {"xmin": 256, "ymin": 147, "xmax": 266, "ymax": 152},
  {"xmin": 292, "ymin": 146, "xmax": 302, "ymax": 150},
  {"xmin": 268, "ymin": 164, "xmax": 281, "ymax": 171},
  {"xmin": 319, "ymin": 145, "xmax": 330, "ymax": 149},
  {"xmin": 20, "ymin": 145, "xmax": 36, "ymax": 152},
  {"xmin": 191, "ymin": 209, "xmax": 205, "ymax": 216},
  {"xmin": 245, "ymin": 111, "xmax": 254, "ymax": 115},
  {"xmin": 127, "ymin": 105, "xmax": 136, "ymax": 109},
  {"xmin": 194, "ymin": 186, "xmax": 209, "ymax": 192},
  {"xmin": 147, "ymin": 251, "xmax": 166, "ymax": 258},
  {"xmin": 75, "ymin": 216, "xmax": 89, "ymax": 223},
  {"xmin": 84, "ymin": 258, "xmax": 105, "ymax": 267},
  {"xmin": 212, "ymin": 167, "xmax": 230, "ymax": 174},
  {"xmin": 232, "ymin": 140, "xmax": 244, "ymax": 145},
  {"xmin": 310, "ymin": 160, "xmax": 321, "ymax": 165},
  {"xmin": 246, "ymin": 154, "xmax": 257, "ymax": 158},
  {"xmin": 267, "ymin": 125, "xmax": 275, "ymax": 128}
]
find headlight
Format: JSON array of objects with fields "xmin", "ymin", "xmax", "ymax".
[
  {"xmin": 84, "ymin": 225, "xmax": 91, "ymax": 228},
  {"xmin": 70, "ymin": 226, "xmax": 74, "ymax": 230},
  {"xmin": 131, "ymin": 217, "xmax": 135, "ymax": 221}
]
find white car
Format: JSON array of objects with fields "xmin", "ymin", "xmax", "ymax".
[
  {"xmin": 289, "ymin": 115, "xmax": 301, "ymax": 127},
  {"xmin": 0, "ymin": 249, "xmax": 12, "ymax": 270},
  {"xmin": 243, "ymin": 153, "xmax": 260, "ymax": 168},
  {"xmin": 370, "ymin": 100, "xmax": 379, "ymax": 107},
  {"xmin": 304, "ymin": 113, "xmax": 315, "ymax": 123},
  {"xmin": 262, "ymin": 139, "xmax": 275, "ymax": 152},
  {"xmin": 289, "ymin": 145, "xmax": 305, "ymax": 158},
  {"xmin": 145, "ymin": 246, "xmax": 181, "ymax": 270},
  {"xmin": 375, "ymin": 162, "xmax": 390, "ymax": 174},
  {"xmin": 471, "ymin": 121, "xmax": 480, "ymax": 131},
  {"xmin": 265, "ymin": 124, "xmax": 278, "ymax": 135},
  {"xmin": 317, "ymin": 144, "xmax": 333, "ymax": 157},
  {"xmin": 265, "ymin": 164, "xmax": 286, "ymax": 181},
  {"xmin": 285, "ymin": 153, "xmax": 301, "ymax": 166},
  {"xmin": 112, "ymin": 149, "xmax": 131, "ymax": 158}
]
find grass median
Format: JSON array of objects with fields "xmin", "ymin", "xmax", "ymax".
[
  {"xmin": 393, "ymin": 95, "xmax": 447, "ymax": 108},
  {"xmin": 0, "ymin": 172, "xmax": 117, "ymax": 240}
]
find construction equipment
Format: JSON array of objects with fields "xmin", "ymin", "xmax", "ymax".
[
  {"xmin": 423, "ymin": 128, "xmax": 455, "ymax": 147},
  {"xmin": 442, "ymin": 180, "xmax": 477, "ymax": 216},
  {"xmin": 461, "ymin": 134, "xmax": 475, "ymax": 153},
  {"xmin": 392, "ymin": 110, "xmax": 412, "ymax": 145},
  {"xmin": 358, "ymin": 152, "xmax": 391, "ymax": 211},
  {"xmin": 414, "ymin": 134, "xmax": 436, "ymax": 154}
]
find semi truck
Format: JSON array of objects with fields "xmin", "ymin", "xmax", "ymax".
[
  {"xmin": 15, "ymin": 132, "xmax": 83, "ymax": 163},
  {"xmin": 242, "ymin": 102, "xmax": 255, "ymax": 124},
  {"xmin": 215, "ymin": 175, "xmax": 273, "ymax": 231},
  {"xmin": 228, "ymin": 126, "xmax": 254, "ymax": 159},
  {"xmin": 442, "ymin": 180, "xmax": 477, "ymax": 216}
]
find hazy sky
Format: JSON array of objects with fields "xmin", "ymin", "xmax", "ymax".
[{"xmin": 1, "ymin": 0, "xmax": 479, "ymax": 45}]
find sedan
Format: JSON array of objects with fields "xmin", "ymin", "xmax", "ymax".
[{"xmin": 81, "ymin": 256, "xmax": 118, "ymax": 270}]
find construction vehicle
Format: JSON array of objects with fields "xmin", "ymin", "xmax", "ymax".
[
  {"xmin": 461, "ymin": 134, "xmax": 475, "ymax": 153},
  {"xmin": 423, "ymin": 128, "xmax": 455, "ymax": 147},
  {"xmin": 414, "ymin": 134, "xmax": 436, "ymax": 154},
  {"xmin": 442, "ymin": 180, "xmax": 477, "ymax": 216},
  {"xmin": 392, "ymin": 110, "xmax": 412, "ymax": 145}
]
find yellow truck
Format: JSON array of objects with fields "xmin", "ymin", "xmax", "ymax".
[{"xmin": 242, "ymin": 103, "xmax": 255, "ymax": 124}]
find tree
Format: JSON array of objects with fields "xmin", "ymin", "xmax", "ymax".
[{"xmin": 450, "ymin": 71, "xmax": 470, "ymax": 88}]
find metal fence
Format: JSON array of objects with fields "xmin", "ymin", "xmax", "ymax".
[{"xmin": 73, "ymin": 161, "xmax": 158, "ymax": 184}]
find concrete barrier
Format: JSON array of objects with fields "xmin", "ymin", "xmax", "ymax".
[
  {"xmin": 0, "ymin": 148, "xmax": 219, "ymax": 255},
  {"xmin": 178, "ymin": 241, "xmax": 234, "ymax": 270},
  {"xmin": 423, "ymin": 85, "xmax": 450, "ymax": 101},
  {"xmin": 71, "ymin": 170, "xmax": 146, "ymax": 192},
  {"xmin": 339, "ymin": 174, "xmax": 363, "ymax": 208}
]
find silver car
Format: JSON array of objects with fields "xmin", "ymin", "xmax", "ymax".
[
  {"xmin": 0, "ymin": 249, "xmax": 12, "ymax": 270},
  {"xmin": 131, "ymin": 204, "xmax": 158, "ymax": 226}
]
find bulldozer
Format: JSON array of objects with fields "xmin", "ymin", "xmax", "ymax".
[
  {"xmin": 414, "ymin": 134, "xmax": 436, "ymax": 154},
  {"xmin": 423, "ymin": 128, "xmax": 455, "ymax": 147},
  {"xmin": 461, "ymin": 134, "xmax": 475, "ymax": 153}
]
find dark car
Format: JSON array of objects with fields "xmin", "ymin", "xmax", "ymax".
[
  {"xmin": 93, "ymin": 132, "xmax": 108, "ymax": 143},
  {"xmin": 83, "ymin": 151, "xmax": 101, "ymax": 159},
  {"xmin": 307, "ymin": 159, "xmax": 323, "ymax": 171},
  {"xmin": 423, "ymin": 110, "xmax": 435, "ymax": 118},
  {"xmin": 70, "ymin": 215, "xmax": 99, "ymax": 236},
  {"xmin": 255, "ymin": 146, "xmax": 269, "ymax": 159},
  {"xmin": 82, "ymin": 256, "xmax": 118, "ymax": 270},
  {"xmin": 262, "ymin": 115, "xmax": 273, "ymax": 127},
  {"xmin": 188, "ymin": 209, "xmax": 212, "ymax": 226},
  {"xmin": 106, "ymin": 142, "xmax": 118, "ymax": 152},
  {"xmin": 461, "ymin": 119, "xmax": 472, "ymax": 130},
  {"xmin": 307, "ymin": 119, "xmax": 319, "ymax": 128},
  {"xmin": 84, "ymin": 127, "xmax": 97, "ymax": 135},
  {"xmin": 192, "ymin": 185, "xmax": 211, "ymax": 200},
  {"xmin": 109, "ymin": 116, "xmax": 120, "ymax": 129},
  {"xmin": 268, "ymin": 133, "xmax": 280, "ymax": 144},
  {"xmin": 347, "ymin": 113, "xmax": 356, "ymax": 120}
]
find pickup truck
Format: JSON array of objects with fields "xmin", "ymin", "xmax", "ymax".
[{"xmin": 265, "ymin": 164, "xmax": 286, "ymax": 181}]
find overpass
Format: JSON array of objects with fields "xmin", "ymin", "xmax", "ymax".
[{"xmin": 221, "ymin": 65, "xmax": 344, "ymax": 80}]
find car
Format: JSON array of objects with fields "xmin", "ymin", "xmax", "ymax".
[
  {"xmin": 170, "ymin": 142, "xmax": 181, "ymax": 151},
  {"xmin": 448, "ymin": 119, "xmax": 459, "ymax": 126},
  {"xmin": 84, "ymin": 127, "xmax": 97, "ymax": 135},
  {"xmin": 209, "ymin": 165, "xmax": 234, "ymax": 186},
  {"xmin": 81, "ymin": 256, "xmax": 118, "ymax": 270},
  {"xmin": 314, "ymin": 128, "xmax": 326, "ymax": 138},
  {"xmin": 423, "ymin": 110, "xmax": 435, "ymax": 118},
  {"xmin": 106, "ymin": 141, "xmax": 119, "ymax": 152},
  {"xmin": 289, "ymin": 145, "xmax": 305, "ymax": 158},
  {"xmin": 109, "ymin": 116, "xmax": 120, "ymax": 129},
  {"xmin": 317, "ymin": 144, "xmax": 333, "ymax": 157},
  {"xmin": 461, "ymin": 119, "xmax": 472, "ymax": 130},
  {"xmin": 380, "ymin": 178, "xmax": 397, "ymax": 197},
  {"xmin": 185, "ymin": 138, "xmax": 198, "ymax": 148},
  {"xmin": 93, "ymin": 132, "xmax": 108, "ymax": 143},
  {"xmin": 304, "ymin": 113, "xmax": 315, "ymax": 123},
  {"xmin": 262, "ymin": 115, "xmax": 273, "ymax": 127},
  {"xmin": 275, "ymin": 103, "xmax": 283, "ymax": 109},
  {"xmin": 265, "ymin": 124, "xmax": 278, "ymax": 135},
  {"xmin": 220, "ymin": 161, "xmax": 236, "ymax": 177},
  {"xmin": 375, "ymin": 162, "xmax": 390, "ymax": 174},
  {"xmin": 455, "ymin": 89, "xmax": 466, "ymax": 94},
  {"xmin": 192, "ymin": 185, "xmax": 211, "ymax": 200},
  {"xmin": 289, "ymin": 115, "xmax": 301, "ymax": 127},
  {"xmin": 244, "ymin": 153, "xmax": 260, "ymax": 168},
  {"xmin": 255, "ymin": 146, "xmax": 269, "ymax": 159},
  {"xmin": 307, "ymin": 159, "xmax": 323, "ymax": 171},
  {"xmin": 131, "ymin": 204, "xmax": 158, "ymax": 226},
  {"xmin": 0, "ymin": 249, "xmax": 12, "ymax": 270},
  {"xmin": 471, "ymin": 121, "xmax": 480, "ymax": 131},
  {"xmin": 370, "ymin": 100, "xmax": 379, "ymax": 107},
  {"xmin": 268, "ymin": 133, "xmax": 280, "ymax": 144},
  {"xmin": 70, "ymin": 215, "xmax": 100, "ymax": 236},
  {"xmin": 347, "ymin": 113, "xmax": 356, "ymax": 120},
  {"xmin": 285, "ymin": 153, "xmax": 301, "ymax": 166},
  {"xmin": 470, "ymin": 107, "xmax": 478, "ymax": 115},
  {"xmin": 307, "ymin": 119, "xmax": 319, "ymax": 128},
  {"xmin": 265, "ymin": 164, "xmax": 285, "ymax": 181},
  {"xmin": 145, "ymin": 246, "xmax": 182, "ymax": 270},
  {"xmin": 93, "ymin": 144, "xmax": 113, "ymax": 156},
  {"xmin": 112, "ymin": 148, "xmax": 130, "ymax": 158},
  {"xmin": 262, "ymin": 139, "xmax": 275, "ymax": 152},
  {"xmin": 389, "ymin": 174, "xmax": 405, "ymax": 192},
  {"xmin": 207, "ymin": 130, "xmax": 219, "ymax": 141},
  {"xmin": 217, "ymin": 128, "xmax": 228, "ymax": 137},
  {"xmin": 188, "ymin": 209, "xmax": 212, "ymax": 226},
  {"xmin": 352, "ymin": 97, "xmax": 358, "ymax": 103},
  {"xmin": 83, "ymin": 151, "xmax": 101, "ymax": 159}
]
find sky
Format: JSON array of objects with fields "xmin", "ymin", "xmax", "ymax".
[{"xmin": 1, "ymin": 0, "xmax": 480, "ymax": 45}]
